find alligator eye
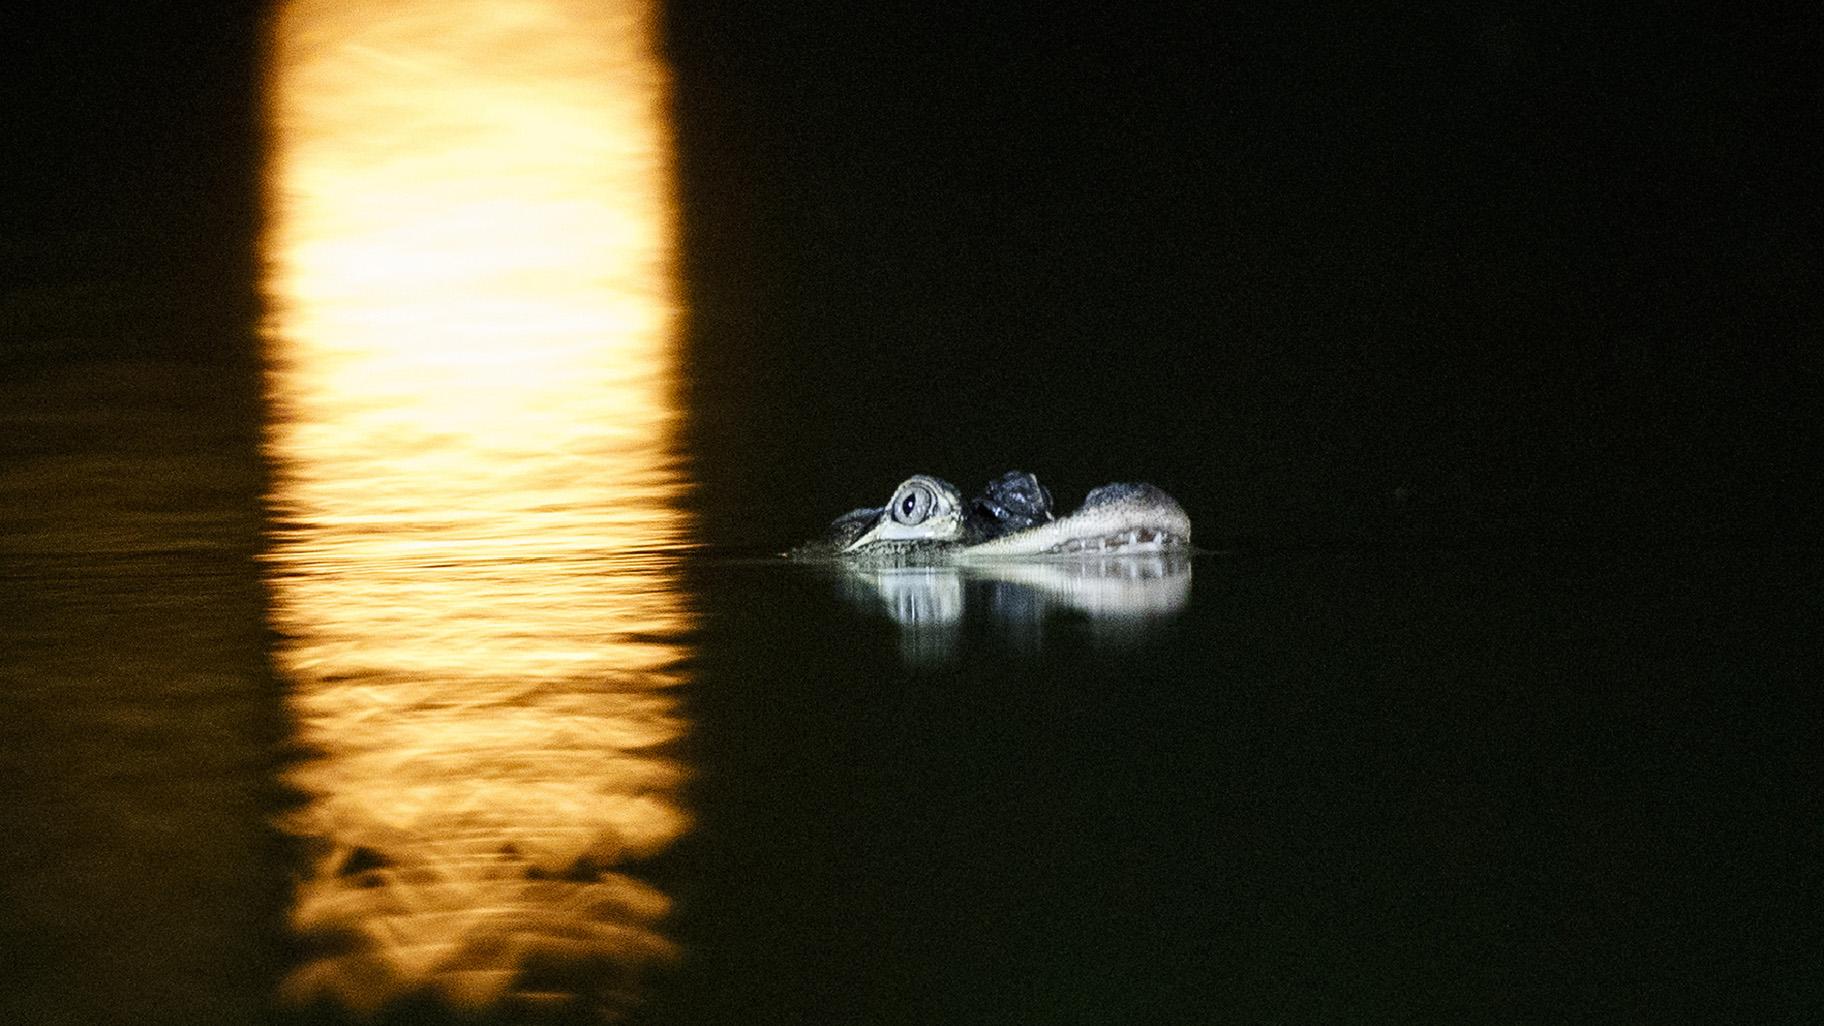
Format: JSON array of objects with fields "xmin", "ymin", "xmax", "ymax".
[{"xmin": 891, "ymin": 483, "xmax": 933, "ymax": 525}]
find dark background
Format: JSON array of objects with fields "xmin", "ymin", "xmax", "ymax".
[
  {"xmin": 3, "ymin": 2, "xmax": 1816, "ymax": 549},
  {"xmin": 663, "ymin": 2, "xmax": 1818, "ymax": 548}
]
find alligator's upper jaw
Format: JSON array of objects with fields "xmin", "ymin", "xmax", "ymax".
[
  {"xmin": 956, "ymin": 483, "xmax": 1191, "ymax": 560},
  {"xmin": 954, "ymin": 512, "xmax": 1189, "ymax": 559},
  {"xmin": 963, "ymin": 521, "xmax": 1190, "ymax": 558}
]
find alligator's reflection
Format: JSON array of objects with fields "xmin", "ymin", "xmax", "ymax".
[{"xmin": 835, "ymin": 554, "xmax": 1192, "ymax": 660}]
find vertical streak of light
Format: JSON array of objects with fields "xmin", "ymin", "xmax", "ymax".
[{"xmin": 262, "ymin": 1, "xmax": 691, "ymax": 1019}]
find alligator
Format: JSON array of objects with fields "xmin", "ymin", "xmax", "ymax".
[{"xmin": 794, "ymin": 471, "xmax": 1192, "ymax": 564}]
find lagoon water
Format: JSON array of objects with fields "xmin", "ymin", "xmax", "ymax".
[
  {"xmin": 3, "ymin": 368, "xmax": 1812, "ymax": 1024},
  {"xmin": 1, "ymin": 1, "xmax": 1815, "ymax": 1024}
]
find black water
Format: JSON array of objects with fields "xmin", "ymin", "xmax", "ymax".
[
  {"xmin": 2, "ymin": 362, "xmax": 1815, "ymax": 1024},
  {"xmin": 663, "ymin": 549, "xmax": 1816, "ymax": 1026},
  {"xmin": 4, "ymin": 3, "xmax": 1819, "ymax": 1024}
]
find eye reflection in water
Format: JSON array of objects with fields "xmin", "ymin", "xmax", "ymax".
[{"xmin": 261, "ymin": 0, "xmax": 690, "ymax": 1018}]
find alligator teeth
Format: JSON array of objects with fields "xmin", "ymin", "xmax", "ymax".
[{"xmin": 1036, "ymin": 529, "xmax": 1188, "ymax": 556}]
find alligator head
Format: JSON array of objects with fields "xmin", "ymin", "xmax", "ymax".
[{"xmin": 797, "ymin": 471, "xmax": 1191, "ymax": 563}]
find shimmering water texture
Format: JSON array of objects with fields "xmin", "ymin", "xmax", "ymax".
[{"xmin": 262, "ymin": 0, "xmax": 690, "ymax": 1018}]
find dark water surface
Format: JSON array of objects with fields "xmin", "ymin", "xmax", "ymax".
[
  {"xmin": 0, "ymin": 362, "xmax": 278, "ymax": 1024},
  {"xmin": 1, "ymin": 366, "xmax": 1813, "ymax": 1023},
  {"xmin": 666, "ymin": 547, "xmax": 1817, "ymax": 1026}
]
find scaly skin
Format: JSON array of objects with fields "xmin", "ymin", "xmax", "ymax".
[{"xmin": 955, "ymin": 483, "xmax": 1191, "ymax": 560}]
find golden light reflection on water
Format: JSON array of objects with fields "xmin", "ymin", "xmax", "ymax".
[{"xmin": 262, "ymin": 0, "xmax": 690, "ymax": 1017}]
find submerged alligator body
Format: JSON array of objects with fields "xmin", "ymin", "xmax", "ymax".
[{"xmin": 795, "ymin": 471, "xmax": 1192, "ymax": 564}]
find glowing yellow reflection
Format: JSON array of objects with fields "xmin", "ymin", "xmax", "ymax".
[{"xmin": 262, "ymin": 0, "xmax": 689, "ymax": 1018}]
